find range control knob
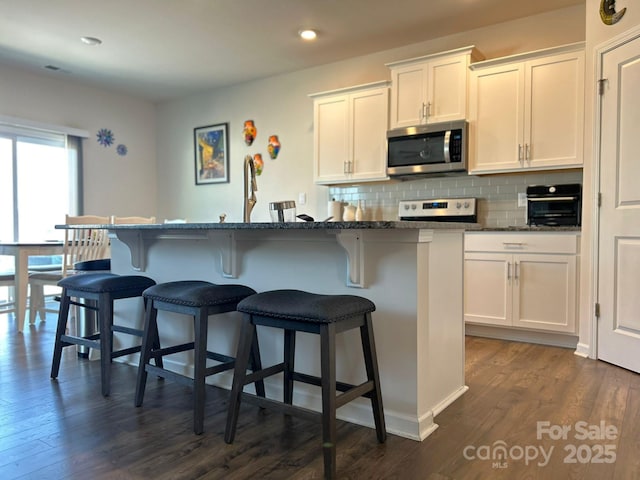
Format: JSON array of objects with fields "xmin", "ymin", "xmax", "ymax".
[
  {"xmin": 464, "ymin": 201, "xmax": 470, "ymax": 209},
  {"xmin": 411, "ymin": 203, "xmax": 417, "ymax": 210},
  {"xmin": 456, "ymin": 202, "xmax": 462, "ymax": 209},
  {"xmin": 403, "ymin": 203, "xmax": 410, "ymax": 210}
]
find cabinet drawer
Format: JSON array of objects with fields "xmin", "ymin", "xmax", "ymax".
[{"xmin": 465, "ymin": 232, "xmax": 579, "ymax": 254}]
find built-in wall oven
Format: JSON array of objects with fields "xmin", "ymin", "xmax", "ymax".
[{"xmin": 526, "ymin": 184, "xmax": 582, "ymax": 227}]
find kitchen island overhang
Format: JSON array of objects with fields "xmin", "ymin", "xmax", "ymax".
[{"xmin": 60, "ymin": 220, "xmax": 477, "ymax": 441}]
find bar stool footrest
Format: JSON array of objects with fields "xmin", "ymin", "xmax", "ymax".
[
  {"xmin": 240, "ymin": 392, "xmax": 322, "ymax": 422},
  {"xmin": 145, "ymin": 364, "xmax": 195, "ymax": 388},
  {"xmin": 60, "ymin": 334, "xmax": 100, "ymax": 350},
  {"xmin": 112, "ymin": 325, "xmax": 144, "ymax": 337}
]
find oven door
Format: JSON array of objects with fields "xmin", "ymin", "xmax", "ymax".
[{"xmin": 527, "ymin": 197, "xmax": 581, "ymax": 226}]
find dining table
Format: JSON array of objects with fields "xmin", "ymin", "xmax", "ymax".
[{"xmin": 0, "ymin": 241, "xmax": 64, "ymax": 333}]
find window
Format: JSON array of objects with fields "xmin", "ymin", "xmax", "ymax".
[{"xmin": 0, "ymin": 127, "xmax": 82, "ymax": 242}]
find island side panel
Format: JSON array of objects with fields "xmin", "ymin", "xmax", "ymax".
[{"xmin": 108, "ymin": 227, "xmax": 464, "ymax": 441}]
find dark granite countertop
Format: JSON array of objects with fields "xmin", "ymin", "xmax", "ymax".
[
  {"xmin": 478, "ymin": 226, "xmax": 581, "ymax": 232},
  {"xmin": 58, "ymin": 220, "xmax": 482, "ymax": 231}
]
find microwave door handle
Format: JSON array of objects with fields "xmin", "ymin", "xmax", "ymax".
[{"xmin": 443, "ymin": 130, "xmax": 451, "ymax": 163}]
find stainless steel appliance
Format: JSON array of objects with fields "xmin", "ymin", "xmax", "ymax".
[
  {"xmin": 387, "ymin": 120, "xmax": 468, "ymax": 177},
  {"xmin": 399, "ymin": 197, "xmax": 477, "ymax": 222},
  {"xmin": 269, "ymin": 200, "xmax": 296, "ymax": 222},
  {"xmin": 526, "ymin": 183, "xmax": 581, "ymax": 226}
]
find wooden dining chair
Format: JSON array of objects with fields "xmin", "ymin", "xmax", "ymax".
[
  {"xmin": 27, "ymin": 215, "xmax": 111, "ymax": 327},
  {"xmin": 0, "ymin": 274, "xmax": 16, "ymax": 314}
]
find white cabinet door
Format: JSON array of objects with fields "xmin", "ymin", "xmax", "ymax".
[
  {"xmin": 512, "ymin": 254, "xmax": 576, "ymax": 333},
  {"xmin": 427, "ymin": 54, "xmax": 469, "ymax": 124},
  {"xmin": 388, "ymin": 47, "xmax": 480, "ymax": 129},
  {"xmin": 464, "ymin": 252, "xmax": 511, "ymax": 326},
  {"xmin": 312, "ymin": 82, "xmax": 389, "ymax": 185},
  {"xmin": 314, "ymin": 94, "xmax": 349, "ymax": 183},
  {"xmin": 469, "ymin": 62, "xmax": 524, "ymax": 173},
  {"xmin": 389, "ymin": 63, "xmax": 427, "ymax": 128},
  {"xmin": 351, "ymin": 87, "xmax": 389, "ymax": 182},
  {"xmin": 469, "ymin": 43, "xmax": 584, "ymax": 175},
  {"xmin": 524, "ymin": 51, "xmax": 584, "ymax": 169}
]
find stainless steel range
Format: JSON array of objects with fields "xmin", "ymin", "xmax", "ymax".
[{"xmin": 398, "ymin": 198, "xmax": 477, "ymax": 223}]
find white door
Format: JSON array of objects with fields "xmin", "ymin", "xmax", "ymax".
[{"xmin": 597, "ymin": 33, "xmax": 640, "ymax": 373}]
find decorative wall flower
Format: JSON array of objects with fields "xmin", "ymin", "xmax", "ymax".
[
  {"xmin": 96, "ymin": 128, "xmax": 115, "ymax": 147},
  {"xmin": 267, "ymin": 135, "xmax": 281, "ymax": 159},
  {"xmin": 116, "ymin": 144, "xmax": 128, "ymax": 156},
  {"xmin": 243, "ymin": 120, "xmax": 257, "ymax": 146},
  {"xmin": 253, "ymin": 153, "xmax": 264, "ymax": 175}
]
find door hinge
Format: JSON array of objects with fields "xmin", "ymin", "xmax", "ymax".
[
  {"xmin": 598, "ymin": 79, "xmax": 607, "ymax": 95},
  {"xmin": 595, "ymin": 302, "xmax": 601, "ymax": 318}
]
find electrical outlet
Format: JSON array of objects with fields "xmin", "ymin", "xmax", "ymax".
[
  {"xmin": 517, "ymin": 192, "xmax": 527, "ymax": 207},
  {"xmin": 298, "ymin": 192, "xmax": 307, "ymax": 206}
]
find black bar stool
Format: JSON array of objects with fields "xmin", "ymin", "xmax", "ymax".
[
  {"xmin": 135, "ymin": 280, "xmax": 264, "ymax": 435},
  {"xmin": 51, "ymin": 273, "xmax": 158, "ymax": 397},
  {"xmin": 224, "ymin": 289, "xmax": 386, "ymax": 480}
]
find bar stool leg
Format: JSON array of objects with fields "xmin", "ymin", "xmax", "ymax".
[
  {"xmin": 99, "ymin": 292, "xmax": 113, "ymax": 397},
  {"xmin": 361, "ymin": 313, "xmax": 386, "ymax": 443},
  {"xmin": 320, "ymin": 323, "xmax": 337, "ymax": 480},
  {"xmin": 51, "ymin": 289, "xmax": 72, "ymax": 379},
  {"xmin": 283, "ymin": 329, "xmax": 296, "ymax": 404},
  {"xmin": 225, "ymin": 314, "xmax": 255, "ymax": 444},
  {"xmin": 193, "ymin": 307, "xmax": 209, "ymax": 435},
  {"xmin": 135, "ymin": 301, "xmax": 158, "ymax": 407},
  {"xmin": 249, "ymin": 331, "xmax": 265, "ymax": 398}
]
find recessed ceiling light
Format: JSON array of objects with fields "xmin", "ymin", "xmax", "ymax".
[
  {"xmin": 298, "ymin": 29, "xmax": 317, "ymax": 41},
  {"xmin": 80, "ymin": 36, "xmax": 102, "ymax": 46}
]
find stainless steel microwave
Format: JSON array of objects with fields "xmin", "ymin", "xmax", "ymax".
[{"xmin": 387, "ymin": 120, "xmax": 468, "ymax": 177}]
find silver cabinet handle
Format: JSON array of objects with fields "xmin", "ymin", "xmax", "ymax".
[
  {"xmin": 343, "ymin": 161, "xmax": 348, "ymax": 174},
  {"xmin": 426, "ymin": 101, "xmax": 431, "ymax": 119},
  {"xmin": 514, "ymin": 262, "xmax": 520, "ymax": 281},
  {"xmin": 503, "ymin": 242, "xmax": 526, "ymax": 247},
  {"xmin": 518, "ymin": 144, "xmax": 523, "ymax": 162},
  {"xmin": 525, "ymin": 144, "xmax": 530, "ymax": 162},
  {"xmin": 507, "ymin": 261, "xmax": 512, "ymax": 280}
]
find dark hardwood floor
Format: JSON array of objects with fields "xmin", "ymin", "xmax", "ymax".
[{"xmin": 1, "ymin": 310, "xmax": 639, "ymax": 479}]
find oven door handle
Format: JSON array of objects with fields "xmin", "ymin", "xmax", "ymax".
[{"xmin": 527, "ymin": 196, "xmax": 578, "ymax": 202}]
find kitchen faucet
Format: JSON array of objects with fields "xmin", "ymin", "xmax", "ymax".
[{"xmin": 243, "ymin": 155, "xmax": 257, "ymax": 222}]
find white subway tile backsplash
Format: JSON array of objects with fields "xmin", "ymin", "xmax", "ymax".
[{"xmin": 327, "ymin": 170, "xmax": 582, "ymax": 228}]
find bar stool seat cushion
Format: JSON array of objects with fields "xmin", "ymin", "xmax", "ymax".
[
  {"xmin": 58, "ymin": 273, "xmax": 156, "ymax": 295},
  {"xmin": 237, "ymin": 289, "xmax": 376, "ymax": 323},
  {"xmin": 143, "ymin": 280, "xmax": 256, "ymax": 307},
  {"xmin": 74, "ymin": 259, "xmax": 111, "ymax": 271}
]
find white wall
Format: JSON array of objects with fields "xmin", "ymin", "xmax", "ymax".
[
  {"xmin": 155, "ymin": 5, "xmax": 585, "ymax": 223},
  {"xmin": 578, "ymin": 0, "xmax": 639, "ymax": 355},
  {"xmin": 0, "ymin": 67, "xmax": 157, "ymax": 218}
]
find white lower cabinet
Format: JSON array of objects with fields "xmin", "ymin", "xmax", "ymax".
[{"xmin": 464, "ymin": 233, "xmax": 579, "ymax": 334}]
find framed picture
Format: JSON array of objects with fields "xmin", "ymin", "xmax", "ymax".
[{"xmin": 194, "ymin": 123, "xmax": 229, "ymax": 184}]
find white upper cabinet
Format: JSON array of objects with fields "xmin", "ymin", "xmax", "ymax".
[
  {"xmin": 310, "ymin": 82, "xmax": 389, "ymax": 185},
  {"xmin": 386, "ymin": 46, "xmax": 483, "ymax": 129},
  {"xmin": 468, "ymin": 43, "xmax": 585, "ymax": 174}
]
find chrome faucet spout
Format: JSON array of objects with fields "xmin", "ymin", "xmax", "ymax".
[{"xmin": 243, "ymin": 155, "xmax": 258, "ymax": 222}]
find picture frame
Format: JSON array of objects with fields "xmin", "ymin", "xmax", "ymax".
[{"xmin": 194, "ymin": 123, "xmax": 229, "ymax": 185}]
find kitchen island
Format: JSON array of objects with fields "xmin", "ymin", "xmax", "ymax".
[{"xmin": 90, "ymin": 220, "xmax": 475, "ymax": 441}]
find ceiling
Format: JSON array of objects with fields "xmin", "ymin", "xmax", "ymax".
[{"xmin": 0, "ymin": 0, "xmax": 583, "ymax": 103}]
